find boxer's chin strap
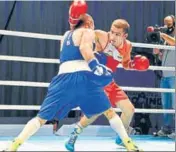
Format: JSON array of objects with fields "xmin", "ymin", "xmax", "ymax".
[{"xmin": 69, "ymin": 17, "xmax": 80, "ymax": 26}]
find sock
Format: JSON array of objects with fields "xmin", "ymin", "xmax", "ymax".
[
  {"xmin": 109, "ymin": 115, "xmax": 129, "ymax": 140},
  {"xmin": 72, "ymin": 122, "xmax": 83, "ymax": 135},
  {"xmin": 16, "ymin": 117, "xmax": 41, "ymax": 143}
]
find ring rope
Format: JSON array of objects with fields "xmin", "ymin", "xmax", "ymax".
[
  {"xmin": 0, "ymin": 105, "xmax": 174, "ymax": 114},
  {"xmin": 0, "ymin": 80, "xmax": 175, "ymax": 93},
  {"xmin": 0, "ymin": 29, "xmax": 175, "ymax": 50},
  {"xmin": 0, "ymin": 55, "xmax": 175, "ymax": 72},
  {"xmin": 0, "ymin": 55, "xmax": 59, "ymax": 64}
]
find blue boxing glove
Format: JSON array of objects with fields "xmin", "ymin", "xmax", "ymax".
[
  {"xmin": 94, "ymin": 52, "xmax": 107, "ymax": 65},
  {"xmin": 88, "ymin": 58, "xmax": 112, "ymax": 87}
]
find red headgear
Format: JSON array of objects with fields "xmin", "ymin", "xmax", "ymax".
[{"xmin": 69, "ymin": 0, "xmax": 88, "ymax": 26}]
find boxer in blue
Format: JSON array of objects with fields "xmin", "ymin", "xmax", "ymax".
[{"xmin": 5, "ymin": 1, "xmax": 113, "ymax": 151}]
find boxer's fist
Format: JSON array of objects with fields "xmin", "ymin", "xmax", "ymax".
[
  {"xmin": 69, "ymin": 0, "xmax": 88, "ymax": 25},
  {"xmin": 88, "ymin": 58, "xmax": 112, "ymax": 86},
  {"xmin": 129, "ymin": 55, "xmax": 149, "ymax": 71}
]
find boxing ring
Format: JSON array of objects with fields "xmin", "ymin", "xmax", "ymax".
[{"xmin": 0, "ymin": 29, "xmax": 175, "ymax": 151}]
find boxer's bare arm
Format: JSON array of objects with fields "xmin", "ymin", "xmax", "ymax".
[
  {"xmin": 95, "ymin": 30, "xmax": 108, "ymax": 52},
  {"xmin": 79, "ymin": 29, "xmax": 95, "ymax": 62},
  {"xmin": 122, "ymin": 41, "xmax": 132, "ymax": 69}
]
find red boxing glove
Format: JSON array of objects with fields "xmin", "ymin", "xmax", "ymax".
[
  {"xmin": 129, "ymin": 55, "xmax": 149, "ymax": 71},
  {"xmin": 69, "ymin": 0, "xmax": 88, "ymax": 25}
]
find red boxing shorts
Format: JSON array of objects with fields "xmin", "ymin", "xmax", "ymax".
[{"xmin": 104, "ymin": 81, "xmax": 129, "ymax": 107}]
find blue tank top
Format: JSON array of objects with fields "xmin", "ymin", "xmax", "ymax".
[{"xmin": 60, "ymin": 31, "xmax": 84, "ymax": 63}]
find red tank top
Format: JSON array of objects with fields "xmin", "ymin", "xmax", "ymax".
[{"xmin": 103, "ymin": 41, "xmax": 128, "ymax": 72}]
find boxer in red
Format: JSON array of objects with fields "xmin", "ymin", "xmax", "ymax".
[{"xmin": 94, "ymin": 19, "xmax": 149, "ymax": 145}]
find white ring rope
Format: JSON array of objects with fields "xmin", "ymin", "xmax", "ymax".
[
  {"xmin": 0, "ymin": 29, "xmax": 63, "ymax": 41},
  {"xmin": 0, "ymin": 55, "xmax": 175, "ymax": 72},
  {"xmin": 0, "ymin": 55, "xmax": 59, "ymax": 64},
  {"xmin": 0, "ymin": 80, "xmax": 175, "ymax": 93},
  {"xmin": 0, "ymin": 105, "xmax": 174, "ymax": 114},
  {"xmin": 0, "ymin": 29, "xmax": 175, "ymax": 50}
]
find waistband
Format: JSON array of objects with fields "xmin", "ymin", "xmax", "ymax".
[{"xmin": 58, "ymin": 60, "xmax": 91, "ymax": 75}]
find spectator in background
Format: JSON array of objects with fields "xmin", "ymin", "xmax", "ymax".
[
  {"xmin": 131, "ymin": 97, "xmax": 138, "ymax": 107},
  {"xmin": 133, "ymin": 93, "xmax": 152, "ymax": 135},
  {"xmin": 153, "ymin": 15, "xmax": 175, "ymax": 139}
]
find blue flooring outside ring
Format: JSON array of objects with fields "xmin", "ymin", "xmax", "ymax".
[{"xmin": 0, "ymin": 135, "xmax": 175, "ymax": 151}]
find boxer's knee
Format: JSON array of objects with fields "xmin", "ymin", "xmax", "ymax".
[
  {"xmin": 36, "ymin": 116, "xmax": 47, "ymax": 126},
  {"xmin": 124, "ymin": 100, "xmax": 135, "ymax": 117},
  {"xmin": 103, "ymin": 107, "xmax": 117, "ymax": 120},
  {"xmin": 116, "ymin": 99, "xmax": 135, "ymax": 117}
]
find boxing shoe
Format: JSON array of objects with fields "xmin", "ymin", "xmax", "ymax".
[
  {"xmin": 4, "ymin": 138, "xmax": 22, "ymax": 151},
  {"xmin": 123, "ymin": 138, "xmax": 142, "ymax": 152}
]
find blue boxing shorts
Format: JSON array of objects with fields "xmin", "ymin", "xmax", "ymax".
[{"xmin": 37, "ymin": 71, "xmax": 111, "ymax": 121}]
